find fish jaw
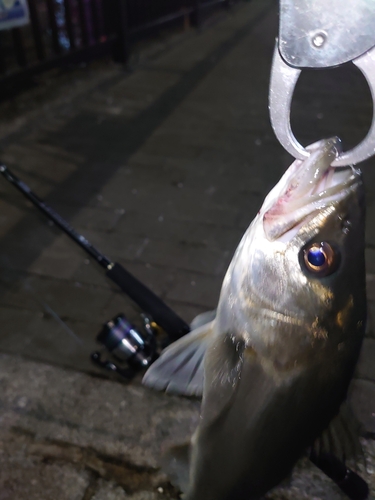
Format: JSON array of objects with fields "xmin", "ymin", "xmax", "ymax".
[{"xmin": 262, "ymin": 138, "xmax": 361, "ymax": 242}]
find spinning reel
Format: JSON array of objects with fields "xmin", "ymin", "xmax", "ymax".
[{"xmin": 91, "ymin": 313, "xmax": 159, "ymax": 378}]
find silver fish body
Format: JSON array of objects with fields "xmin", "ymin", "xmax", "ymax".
[{"xmin": 143, "ymin": 138, "xmax": 367, "ymax": 500}]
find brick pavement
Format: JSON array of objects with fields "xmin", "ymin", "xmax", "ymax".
[
  {"xmin": 0, "ymin": 0, "xmax": 274, "ymax": 373},
  {"xmin": 0, "ymin": 0, "xmax": 375, "ymax": 498}
]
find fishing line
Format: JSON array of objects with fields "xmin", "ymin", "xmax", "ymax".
[{"xmin": 22, "ymin": 280, "xmax": 84, "ymax": 346}]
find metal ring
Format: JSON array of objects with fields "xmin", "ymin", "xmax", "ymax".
[
  {"xmin": 269, "ymin": 42, "xmax": 375, "ymax": 167},
  {"xmin": 334, "ymin": 45, "xmax": 375, "ymax": 166}
]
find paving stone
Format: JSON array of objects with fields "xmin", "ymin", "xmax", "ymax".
[
  {"xmin": 27, "ymin": 233, "xmax": 85, "ymax": 280},
  {"xmin": 367, "ymin": 251, "xmax": 375, "ymax": 278},
  {"xmin": 0, "ymin": 62, "xmax": 120, "ymax": 143},
  {"xmin": 355, "ymin": 338, "xmax": 375, "ymax": 381},
  {"xmin": 0, "ymin": 461, "xmax": 90, "ymax": 500},
  {"xmin": 0, "ymin": 261, "xmax": 113, "ymax": 322},
  {"xmin": 112, "ymin": 212, "xmax": 244, "ymax": 252},
  {"xmin": 111, "ymin": 261, "xmax": 177, "ymax": 299},
  {"xmin": 102, "ymin": 69, "xmax": 182, "ymax": 119},
  {"xmin": 349, "ymin": 379, "xmax": 375, "ymax": 434},
  {"xmin": 0, "ymin": 429, "xmax": 90, "ymax": 500},
  {"xmin": 150, "ymin": 0, "xmax": 270, "ymax": 73},
  {"xmin": 129, "ymin": 493, "xmax": 160, "ymax": 500},
  {"xmin": 67, "ymin": 206, "xmax": 124, "ymax": 232},
  {"xmin": 138, "ymin": 239, "xmax": 231, "ymax": 276},
  {"xmin": 366, "ymin": 203, "xmax": 375, "ymax": 246},
  {"xmin": 72, "ymin": 258, "xmax": 119, "ymax": 289},
  {"xmin": 164, "ymin": 300, "xmax": 208, "ymax": 325},
  {"xmin": 0, "ymin": 354, "xmax": 374, "ymax": 500},
  {"xmin": 165, "ymin": 272, "xmax": 222, "ymax": 309},
  {"xmin": 90, "ymin": 480, "xmax": 168, "ymax": 500},
  {"xmin": 2, "ymin": 143, "xmax": 78, "ymax": 181},
  {"xmin": 0, "ymin": 354, "xmax": 200, "ymax": 468},
  {"xmin": 0, "ymin": 200, "xmax": 28, "ymax": 238},
  {"xmin": 21, "ymin": 275, "xmax": 115, "ymax": 323},
  {"xmin": 0, "ymin": 306, "xmax": 99, "ymax": 372},
  {"xmin": 91, "ymin": 481, "xmax": 128, "ymax": 500},
  {"xmin": 367, "ymin": 273, "xmax": 375, "ymax": 300},
  {"xmin": 367, "ymin": 302, "xmax": 375, "ymax": 339},
  {"xmin": 54, "ymin": 225, "xmax": 145, "ymax": 262}
]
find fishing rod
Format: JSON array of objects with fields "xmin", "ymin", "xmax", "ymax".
[{"xmin": 0, "ymin": 164, "xmax": 190, "ymax": 377}]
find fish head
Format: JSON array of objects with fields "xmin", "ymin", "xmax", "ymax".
[{"xmin": 222, "ymin": 138, "xmax": 366, "ymax": 368}]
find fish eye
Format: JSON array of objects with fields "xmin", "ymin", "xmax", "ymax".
[{"xmin": 302, "ymin": 242, "xmax": 338, "ymax": 277}]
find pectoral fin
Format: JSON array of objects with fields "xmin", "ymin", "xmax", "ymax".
[
  {"xmin": 311, "ymin": 402, "xmax": 363, "ymax": 464},
  {"xmin": 189, "ymin": 310, "xmax": 216, "ymax": 330},
  {"xmin": 142, "ymin": 322, "xmax": 213, "ymax": 397},
  {"xmin": 200, "ymin": 333, "xmax": 246, "ymax": 426}
]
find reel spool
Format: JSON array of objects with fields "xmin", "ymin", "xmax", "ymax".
[{"xmin": 91, "ymin": 313, "xmax": 158, "ymax": 379}]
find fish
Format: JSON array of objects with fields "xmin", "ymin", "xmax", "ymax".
[{"xmin": 142, "ymin": 138, "xmax": 367, "ymax": 500}]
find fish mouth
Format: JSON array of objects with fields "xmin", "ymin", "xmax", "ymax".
[{"xmin": 262, "ymin": 138, "xmax": 361, "ymax": 241}]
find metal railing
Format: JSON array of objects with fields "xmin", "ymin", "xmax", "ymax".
[{"xmin": 0, "ymin": 0, "xmax": 235, "ymax": 94}]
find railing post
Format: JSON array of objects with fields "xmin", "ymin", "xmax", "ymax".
[
  {"xmin": 90, "ymin": 0, "xmax": 101, "ymax": 42},
  {"xmin": 103, "ymin": 0, "xmax": 130, "ymax": 64},
  {"xmin": 76, "ymin": 0, "xmax": 89, "ymax": 46},
  {"xmin": 63, "ymin": 0, "xmax": 76, "ymax": 50},
  {"xmin": 28, "ymin": 0, "xmax": 46, "ymax": 60},
  {"xmin": 45, "ymin": 0, "xmax": 62, "ymax": 55}
]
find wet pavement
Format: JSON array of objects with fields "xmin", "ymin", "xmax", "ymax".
[{"xmin": 0, "ymin": 0, "xmax": 375, "ymax": 498}]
